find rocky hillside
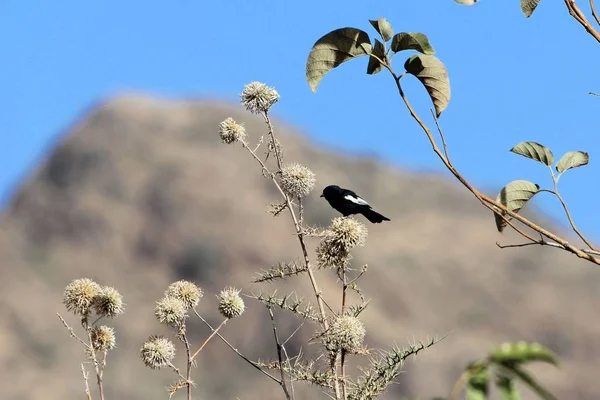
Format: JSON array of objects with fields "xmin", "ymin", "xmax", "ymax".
[{"xmin": 0, "ymin": 96, "xmax": 598, "ymax": 400}]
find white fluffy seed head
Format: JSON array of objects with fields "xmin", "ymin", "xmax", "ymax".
[
  {"xmin": 323, "ymin": 315, "xmax": 366, "ymax": 354},
  {"xmin": 217, "ymin": 287, "xmax": 245, "ymax": 319},
  {"xmin": 140, "ymin": 335, "xmax": 176, "ymax": 370},
  {"xmin": 63, "ymin": 278, "xmax": 101, "ymax": 316},
  {"xmin": 92, "ymin": 286, "xmax": 125, "ymax": 318},
  {"xmin": 165, "ymin": 280, "xmax": 203, "ymax": 310},
  {"xmin": 280, "ymin": 163, "xmax": 316, "ymax": 198},
  {"xmin": 219, "ymin": 117, "xmax": 246, "ymax": 144},
  {"xmin": 154, "ymin": 297, "xmax": 187, "ymax": 327},
  {"xmin": 240, "ymin": 81, "xmax": 280, "ymax": 114},
  {"xmin": 91, "ymin": 325, "xmax": 116, "ymax": 351},
  {"xmin": 330, "ymin": 217, "xmax": 368, "ymax": 249}
]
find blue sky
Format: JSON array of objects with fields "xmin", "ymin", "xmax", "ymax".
[{"xmin": 1, "ymin": 1, "xmax": 599, "ymax": 239}]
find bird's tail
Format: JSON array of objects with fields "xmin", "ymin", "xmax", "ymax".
[{"xmin": 362, "ymin": 208, "xmax": 390, "ymax": 224}]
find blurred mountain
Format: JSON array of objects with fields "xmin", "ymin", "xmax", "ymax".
[{"xmin": 0, "ymin": 95, "xmax": 598, "ymax": 400}]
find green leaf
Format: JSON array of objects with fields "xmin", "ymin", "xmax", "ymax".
[
  {"xmin": 496, "ymin": 374, "xmax": 521, "ymax": 400},
  {"xmin": 490, "ymin": 341, "xmax": 558, "ymax": 366},
  {"xmin": 555, "ymin": 151, "xmax": 589, "ymax": 174},
  {"xmin": 404, "ymin": 54, "xmax": 450, "ymax": 117},
  {"xmin": 306, "ymin": 28, "xmax": 372, "ymax": 93},
  {"xmin": 521, "ymin": 0, "xmax": 541, "ymax": 18},
  {"xmin": 510, "ymin": 141, "xmax": 554, "ymax": 166},
  {"xmin": 466, "ymin": 362, "xmax": 489, "ymax": 400},
  {"xmin": 391, "ymin": 32, "xmax": 435, "ymax": 55},
  {"xmin": 367, "ymin": 39, "xmax": 386, "ymax": 75},
  {"xmin": 500, "ymin": 364, "xmax": 557, "ymax": 400},
  {"xmin": 493, "ymin": 180, "xmax": 540, "ymax": 233},
  {"xmin": 369, "ymin": 17, "xmax": 393, "ymax": 42}
]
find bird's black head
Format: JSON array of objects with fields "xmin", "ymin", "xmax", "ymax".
[{"xmin": 320, "ymin": 185, "xmax": 341, "ymax": 199}]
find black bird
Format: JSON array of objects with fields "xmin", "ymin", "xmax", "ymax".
[{"xmin": 320, "ymin": 185, "xmax": 390, "ymax": 224}]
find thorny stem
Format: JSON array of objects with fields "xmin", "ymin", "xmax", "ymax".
[
  {"xmin": 193, "ymin": 309, "xmax": 282, "ymax": 384},
  {"xmin": 341, "ymin": 270, "xmax": 348, "ymax": 400},
  {"xmin": 267, "ymin": 306, "xmax": 292, "ymax": 400},
  {"xmin": 178, "ymin": 327, "xmax": 192, "ymax": 400},
  {"xmin": 375, "ymin": 59, "xmax": 600, "ymax": 266},
  {"xmin": 243, "ymin": 112, "xmax": 341, "ymax": 398},
  {"xmin": 190, "ymin": 319, "xmax": 228, "ymax": 361}
]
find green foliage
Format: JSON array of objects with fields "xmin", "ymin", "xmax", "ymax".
[
  {"xmin": 510, "ymin": 142, "xmax": 554, "ymax": 167},
  {"xmin": 305, "ymin": 20, "xmax": 447, "ymax": 116},
  {"xmin": 404, "ymin": 54, "xmax": 451, "ymax": 117},
  {"xmin": 521, "ymin": 0, "xmax": 542, "ymax": 18},
  {"xmin": 465, "ymin": 362, "xmax": 489, "ymax": 400},
  {"xmin": 452, "ymin": 342, "xmax": 557, "ymax": 400},
  {"xmin": 496, "ymin": 374, "xmax": 521, "ymax": 400},
  {"xmin": 556, "ymin": 151, "xmax": 589, "ymax": 174},
  {"xmin": 494, "ymin": 180, "xmax": 540, "ymax": 232},
  {"xmin": 391, "ymin": 32, "xmax": 435, "ymax": 55},
  {"xmin": 369, "ymin": 17, "xmax": 394, "ymax": 42},
  {"xmin": 306, "ymin": 28, "xmax": 372, "ymax": 92},
  {"xmin": 489, "ymin": 341, "xmax": 558, "ymax": 366},
  {"xmin": 367, "ymin": 39, "xmax": 386, "ymax": 75}
]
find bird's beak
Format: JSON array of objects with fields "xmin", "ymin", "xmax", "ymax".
[{"xmin": 320, "ymin": 194, "xmax": 324, "ymax": 198}]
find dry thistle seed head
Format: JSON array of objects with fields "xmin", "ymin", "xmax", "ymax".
[
  {"xmin": 240, "ymin": 81, "xmax": 280, "ymax": 114},
  {"xmin": 219, "ymin": 117, "xmax": 246, "ymax": 144},
  {"xmin": 280, "ymin": 163, "xmax": 316, "ymax": 198},
  {"xmin": 330, "ymin": 217, "xmax": 368, "ymax": 249},
  {"xmin": 324, "ymin": 315, "xmax": 366, "ymax": 354},
  {"xmin": 140, "ymin": 335, "xmax": 176, "ymax": 370},
  {"xmin": 90, "ymin": 325, "xmax": 116, "ymax": 351},
  {"xmin": 92, "ymin": 286, "xmax": 125, "ymax": 318},
  {"xmin": 316, "ymin": 236, "xmax": 351, "ymax": 269},
  {"xmin": 217, "ymin": 287, "xmax": 245, "ymax": 319},
  {"xmin": 165, "ymin": 280, "xmax": 203, "ymax": 310},
  {"xmin": 154, "ymin": 297, "xmax": 187, "ymax": 327},
  {"xmin": 63, "ymin": 278, "xmax": 101, "ymax": 316}
]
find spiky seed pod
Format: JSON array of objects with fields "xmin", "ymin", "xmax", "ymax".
[
  {"xmin": 330, "ymin": 217, "xmax": 368, "ymax": 250},
  {"xmin": 165, "ymin": 280, "xmax": 203, "ymax": 310},
  {"xmin": 217, "ymin": 287, "xmax": 245, "ymax": 319},
  {"xmin": 140, "ymin": 335, "xmax": 176, "ymax": 370},
  {"xmin": 280, "ymin": 163, "xmax": 316, "ymax": 198},
  {"xmin": 240, "ymin": 81, "xmax": 280, "ymax": 114},
  {"xmin": 316, "ymin": 236, "xmax": 352, "ymax": 269},
  {"xmin": 90, "ymin": 325, "xmax": 116, "ymax": 351},
  {"xmin": 323, "ymin": 315, "xmax": 366, "ymax": 354},
  {"xmin": 92, "ymin": 286, "xmax": 125, "ymax": 318},
  {"xmin": 154, "ymin": 297, "xmax": 187, "ymax": 327},
  {"xmin": 219, "ymin": 117, "xmax": 246, "ymax": 144},
  {"xmin": 63, "ymin": 278, "xmax": 101, "ymax": 316}
]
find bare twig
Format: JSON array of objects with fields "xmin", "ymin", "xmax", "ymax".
[
  {"xmin": 81, "ymin": 363, "xmax": 92, "ymax": 400},
  {"xmin": 267, "ymin": 306, "xmax": 292, "ymax": 400},
  {"xmin": 176, "ymin": 327, "xmax": 193, "ymax": 400},
  {"xmin": 57, "ymin": 313, "xmax": 89, "ymax": 348},
  {"xmin": 591, "ymin": 0, "xmax": 600, "ymax": 25},
  {"xmin": 84, "ymin": 322, "xmax": 105, "ymax": 400},
  {"xmin": 549, "ymin": 180, "xmax": 597, "ymax": 250},
  {"xmin": 341, "ymin": 269, "xmax": 348, "ymax": 400},
  {"xmin": 367, "ymin": 55, "xmax": 600, "ymax": 266},
  {"xmin": 564, "ymin": 0, "xmax": 600, "ymax": 43},
  {"xmin": 193, "ymin": 309, "xmax": 282, "ymax": 384},
  {"xmin": 190, "ymin": 319, "xmax": 228, "ymax": 361}
]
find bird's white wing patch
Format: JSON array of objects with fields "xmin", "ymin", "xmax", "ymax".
[{"xmin": 344, "ymin": 194, "xmax": 369, "ymax": 206}]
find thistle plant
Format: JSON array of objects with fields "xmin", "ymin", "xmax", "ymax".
[{"xmin": 58, "ymin": 278, "xmax": 125, "ymax": 400}]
